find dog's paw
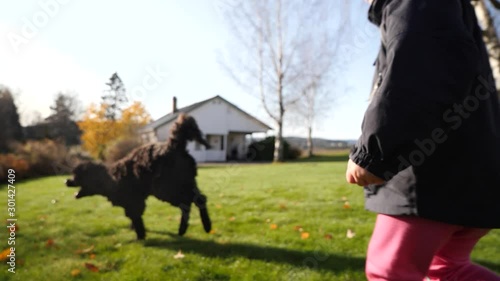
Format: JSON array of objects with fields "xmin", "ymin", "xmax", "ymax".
[
  {"xmin": 203, "ymin": 222, "xmax": 212, "ymax": 233},
  {"xmin": 178, "ymin": 225, "xmax": 188, "ymax": 236}
]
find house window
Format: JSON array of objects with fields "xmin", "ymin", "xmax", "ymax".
[{"xmin": 206, "ymin": 134, "xmax": 224, "ymax": 151}]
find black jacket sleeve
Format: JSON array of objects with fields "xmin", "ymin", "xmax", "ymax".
[{"xmin": 350, "ymin": 0, "xmax": 479, "ymax": 180}]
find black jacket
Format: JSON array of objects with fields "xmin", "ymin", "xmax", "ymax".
[{"xmin": 350, "ymin": 0, "xmax": 500, "ymax": 228}]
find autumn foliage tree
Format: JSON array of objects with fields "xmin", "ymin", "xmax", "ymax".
[{"xmin": 78, "ymin": 101, "xmax": 151, "ymax": 160}]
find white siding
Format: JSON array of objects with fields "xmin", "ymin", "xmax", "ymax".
[
  {"xmin": 189, "ymin": 97, "xmax": 269, "ymax": 134},
  {"xmin": 188, "ymin": 142, "xmax": 206, "ymax": 162},
  {"xmin": 155, "ymin": 122, "xmax": 172, "ymax": 142}
]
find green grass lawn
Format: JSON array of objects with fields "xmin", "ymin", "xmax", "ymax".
[{"xmin": 1, "ymin": 153, "xmax": 499, "ymax": 280}]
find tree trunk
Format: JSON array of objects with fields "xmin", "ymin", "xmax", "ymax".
[
  {"xmin": 474, "ymin": 0, "xmax": 500, "ymax": 97},
  {"xmin": 273, "ymin": 0, "xmax": 285, "ymax": 163},
  {"xmin": 306, "ymin": 126, "xmax": 313, "ymax": 158},
  {"xmin": 273, "ymin": 119, "xmax": 284, "ymax": 162}
]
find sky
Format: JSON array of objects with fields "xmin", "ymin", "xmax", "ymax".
[{"xmin": 0, "ymin": 0, "xmax": 380, "ymax": 140}]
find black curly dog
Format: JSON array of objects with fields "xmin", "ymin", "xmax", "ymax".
[{"xmin": 66, "ymin": 113, "xmax": 212, "ymax": 240}]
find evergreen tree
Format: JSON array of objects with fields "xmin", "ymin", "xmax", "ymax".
[
  {"xmin": 0, "ymin": 87, "xmax": 23, "ymax": 152},
  {"xmin": 45, "ymin": 92, "xmax": 82, "ymax": 145},
  {"xmin": 102, "ymin": 72, "xmax": 128, "ymax": 121}
]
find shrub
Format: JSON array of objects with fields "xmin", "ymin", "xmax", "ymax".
[
  {"xmin": 247, "ymin": 137, "xmax": 302, "ymax": 161},
  {"xmin": 0, "ymin": 139, "xmax": 81, "ymax": 182},
  {"xmin": 104, "ymin": 137, "xmax": 142, "ymax": 163},
  {"xmin": 0, "ymin": 154, "xmax": 30, "ymax": 181},
  {"xmin": 16, "ymin": 140, "xmax": 75, "ymax": 178}
]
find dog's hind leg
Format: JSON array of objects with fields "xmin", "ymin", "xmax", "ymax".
[
  {"xmin": 193, "ymin": 189, "xmax": 212, "ymax": 233},
  {"xmin": 178, "ymin": 203, "xmax": 191, "ymax": 236}
]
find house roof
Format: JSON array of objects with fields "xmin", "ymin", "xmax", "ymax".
[{"xmin": 139, "ymin": 95, "xmax": 272, "ymax": 133}]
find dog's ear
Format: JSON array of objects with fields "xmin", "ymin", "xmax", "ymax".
[
  {"xmin": 72, "ymin": 161, "xmax": 84, "ymax": 174},
  {"xmin": 74, "ymin": 160, "xmax": 95, "ymax": 173}
]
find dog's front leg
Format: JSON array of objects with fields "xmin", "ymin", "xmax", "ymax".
[
  {"xmin": 130, "ymin": 217, "xmax": 146, "ymax": 240},
  {"xmin": 178, "ymin": 203, "xmax": 191, "ymax": 236},
  {"xmin": 125, "ymin": 202, "xmax": 146, "ymax": 240}
]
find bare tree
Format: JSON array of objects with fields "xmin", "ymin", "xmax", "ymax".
[
  {"xmin": 473, "ymin": 0, "xmax": 500, "ymax": 97},
  {"xmin": 289, "ymin": 2, "xmax": 352, "ymax": 157},
  {"xmin": 220, "ymin": 0, "xmax": 351, "ymax": 161}
]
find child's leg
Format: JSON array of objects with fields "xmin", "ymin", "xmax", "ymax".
[
  {"xmin": 427, "ymin": 228, "xmax": 500, "ymax": 281},
  {"xmin": 365, "ymin": 214, "xmax": 461, "ymax": 281}
]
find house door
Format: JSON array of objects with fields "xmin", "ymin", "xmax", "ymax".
[{"xmin": 227, "ymin": 133, "xmax": 247, "ymax": 160}]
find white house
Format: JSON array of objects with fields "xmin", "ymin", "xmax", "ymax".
[{"xmin": 139, "ymin": 95, "xmax": 272, "ymax": 162}]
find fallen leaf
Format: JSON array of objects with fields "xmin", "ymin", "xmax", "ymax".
[
  {"xmin": 75, "ymin": 245, "xmax": 95, "ymax": 254},
  {"xmin": 84, "ymin": 262, "xmax": 99, "ymax": 272},
  {"xmin": 270, "ymin": 223, "xmax": 278, "ymax": 230},
  {"xmin": 70, "ymin": 269, "xmax": 81, "ymax": 276},
  {"xmin": 89, "ymin": 254, "xmax": 96, "ymax": 259},
  {"xmin": 209, "ymin": 229, "xmax": 216, "ymax": 234},
  {"xmin": 293, "ymin": 225, "xmax": 302, "ymax": 231},
  {"xmin": 174, "ymin": 250, "xmax": 185, "ymax": 259},
  {"xmin": 228, "ymin": 216, "xmax": 236, "ymax": 221},
  {"xmin": 346, "ymin": 229, "xmax": 356, "ymax": 239},
  {"xmin": 279, "ymin": 204, "xmax": 287, "ymax": 210},
  {"xmin": 301, "ymin": 232, "xmax": 310, "ymax": 239},
  {"xmin": 324, "ymin": 234, "xmax": 333, "ymax": 240},
  {"xmin": 0, "ymin": 248, "xmax": 10, "ymax": 261},
  {"xmin": 343, "ymin": 201, "xmax": 351, "ymax": 209},
  {"xmin": 46, "ymin": 239, "xmax": 55, "ymax": 247}
]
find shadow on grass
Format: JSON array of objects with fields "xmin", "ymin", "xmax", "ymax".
[{"xmin": 144, "ymin": 234, "xmax": 365, "ymax": 273}]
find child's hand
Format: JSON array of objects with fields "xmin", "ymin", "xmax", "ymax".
[{"xmin": 346, "ymin": 159, "xmax": 385, "ymax": 186}]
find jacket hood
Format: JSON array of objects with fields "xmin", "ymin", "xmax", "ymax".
[{"xmin": 368, "ymin": 0, "xmax": 392, "ymax": 26}]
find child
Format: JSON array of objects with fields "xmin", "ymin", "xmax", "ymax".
[{"xmin": 346, "ymin": 0, "xmax": 500, "ymax": 280}]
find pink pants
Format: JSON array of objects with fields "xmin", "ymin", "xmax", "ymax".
[{"xmin": 366, "ymin": 214, "xmax": 500, "ymax": 281}]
